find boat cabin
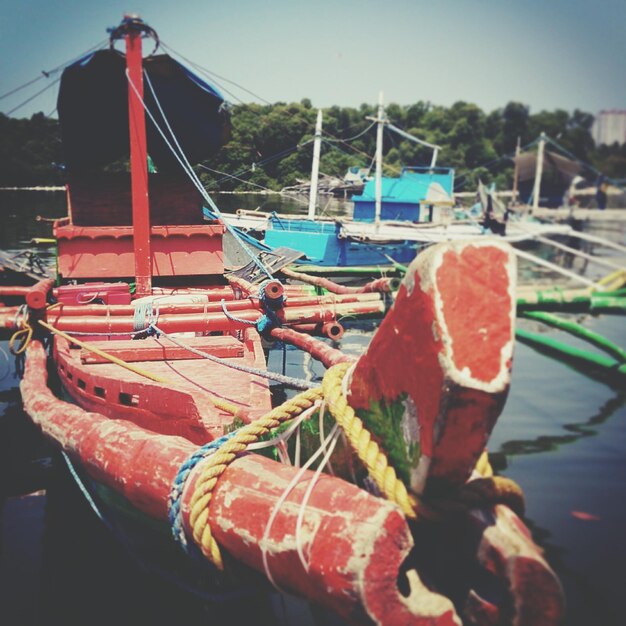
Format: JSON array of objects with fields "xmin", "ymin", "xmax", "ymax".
[
  {"xmin": 54, "ymin": 173, "xmax": 225, "ymax": 281},
  {"xmin": 352, "ymin": 166, "xmax": 455, "ymax": 223}
]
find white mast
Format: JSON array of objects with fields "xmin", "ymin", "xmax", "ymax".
[
  {"xmin": 512, "ymin": 136, "xmax": 521, "ymax": 206},
  {"xmin": 307, "ymin": 109, "xmax": 323, "ymax": 220},
  {"xmin": 531, "ymin": 132, "xmax": 546, "ymax": 213},
  {"xmin": 374, "ymin": 91, "xmax": 384, "ymax": 231}
]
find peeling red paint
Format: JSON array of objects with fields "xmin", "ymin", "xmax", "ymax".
[
  {"xmin": 436, "ymin": 246, "xmax": 513, "ymax": 383},
  {"xmin": 469, "ymin": 504, "xmax": 564, "ymax": 626},
  {"xmin": 349, "ymin": 241, "xmax": 516, "ymax": 494},
  {"xmin": 22, "ymin": 340, "xmax": 462, "ymax": 625}
]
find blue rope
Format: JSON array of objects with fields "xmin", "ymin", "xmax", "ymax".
[
  {"xmin": 168, "ymin": 430, "xmax": 239, "ymax": 553},
  {"xmin": 220, "ymin": 299, "xmax": 257, "ymax": 325},
  {"xmin": 256, "ymin": 280, "xmax": 285, "ymax": 337},
  {"xmin": 219, "ymin": 281, "xmax": 285, "ymax": 337}
]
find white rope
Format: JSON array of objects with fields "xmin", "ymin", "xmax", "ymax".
[
  {"xmin": 140, "ymin": 70, "xmax": 273, "ymax": 278},
  {"xmin": 566, "ymin": 230, "xmax": 626, "ymax": 255},
  {"xmin": 294, "ymin": 422, "xmax": 341, "ymax": 571},
  {"xmin": 125, "ymin": 69, "xmax": 273, "ymax": 279},
  {"xmin": 0, "ymin": 344, "xmax": 11, "ymax": 381},
  {"xmin": 142, "ymin": 70, "xmax": 273, "ymax": 276},
  {"xmin": 259, "ymin": 399, "xmax": 342, "ymax": 591},
  {"xmin": 513, "ymin": 248, "xmax": 602, "ymax": 288}
]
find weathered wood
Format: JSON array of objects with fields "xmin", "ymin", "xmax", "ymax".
[
  {"xmin": 80, "ymin": 335, "xmax": 245, "ymax": 364},
  {"xmin": 21, "ymin": 339, "xmax": 461, "ymax": 626},
  {"xmin": 349, "ymin": 240, "xmax": 516, "ymax": 494}
]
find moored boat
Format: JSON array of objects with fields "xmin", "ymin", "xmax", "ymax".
[
  {"xmin": 3, "ymin": 15, "xmax": 565, "ymax": 625},
  {"xmin": 215, "ymin": 102, "xmax": 577, "ymax": 270}
]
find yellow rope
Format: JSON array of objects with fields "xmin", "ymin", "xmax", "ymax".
[
  {"xmin": 475, "ymin": 449, "xmax": 493, "ymax": 477},
  {"xmin": 188, "ymin": 387, "xmax": 322, "ymax": 569},
  {"xmin": 186, "ymin": 363, "xmax": 526, "ymax": 570},
  {"xmin": 597, "ymin": 269, "xmax": 626, "ymax": 291},
  {"xmin": 9, "ymin": 305, "xmax": 33, "ymax": 356},
  {"xmin": 188, "ymin": 363, "xmax": 417, "ymax": 569},
  {"xmin": 38, "ymin": 320, "xmax": 244, "ymax": 417},
  {"xmin": 321, "ymin": 362, "xmax": 419, "ymax": 518},
  {"xmin": 9, "ymin": 324, "xmax": 33, "ymax": 355}
]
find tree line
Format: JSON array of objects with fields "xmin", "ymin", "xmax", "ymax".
[{"xmin": 1, "ymin": 101, "xmax": 625, "ymax": 191}]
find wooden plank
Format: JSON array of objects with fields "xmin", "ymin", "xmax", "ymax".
[{"xmin": 80, "ymin": 335, "xmax": 244, "ymax": 364}]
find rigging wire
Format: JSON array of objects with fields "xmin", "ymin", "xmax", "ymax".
[
  {"xmin": 134, "ymin": 69, "xmax": 274, "ymax": 278},
  {"xmin": 198, "ymin": 164, "xmax": 311, "ymax": 206},
  {"xmin": 0, "ymin": 38, "xmax": 108, "ymax": 103},
  {"xmin": 321, "ymin": 120, "xmax": 377, "ymax": 144},
  {"xmin": 5, "ymin": 78, "xmax": 62, "ymax": 117},
  {"xmin": 203, "ymin": 141, "xmax": 312, "ymax": 191},
  {"xmin": 161, "ymin": 39, "xmax": 384, "ymax": 169}
]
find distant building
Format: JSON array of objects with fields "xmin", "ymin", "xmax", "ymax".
[{"xmin": 592, "ymin": 110, "xmax": 626, "ymax": 146}]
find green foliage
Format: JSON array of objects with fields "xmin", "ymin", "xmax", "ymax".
[
  {"xmin": 2, "ymin": 102, "xmax": 624, "ymax": 191},
  {"xmin": 358, "ymin": 394, "xmax": 421, "ymax": 488},
  {"xmin": 0, "ymin": 112, "xmax": 64, "ymax": 186}
]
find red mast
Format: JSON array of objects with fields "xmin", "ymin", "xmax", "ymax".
[{"xmin": 123, "ymin": 16, "xmax": 152, "ymax": 297}]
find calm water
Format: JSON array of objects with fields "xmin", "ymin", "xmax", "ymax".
[{"xmin": 0, "ymin": 191, "xmax": 625, "ymax": 626}]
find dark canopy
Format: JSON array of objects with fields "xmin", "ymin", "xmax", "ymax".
[
  {"xmin": 512, "ymin": 150, "xmax": 581, "ymax": 182},
  {"xmin": 58, "ymin": 49, "xmax": 230, "ymax": 172}
]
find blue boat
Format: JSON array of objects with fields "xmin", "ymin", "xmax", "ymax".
[
  {"xmin": 262, "ymin": 165, "xmax": 455, "ymax": 267},
  {"xmin": 351, "ymin": 166, "xmax": 455, "ymax": 223}
]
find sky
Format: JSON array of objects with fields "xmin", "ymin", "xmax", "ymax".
[{"xmin": 1, "ymin": 0, "xmax": 625, "ymax": 120}]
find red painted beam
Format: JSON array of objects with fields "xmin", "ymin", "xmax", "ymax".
[
  {"xmin": 464, "ymin": 504, "xmax": 564, "ymax": 626},
  {"xmin": 44, "ymin": 301, "xmax": 385, "ymax": 334},
  {"xmin": 21, "ymin": 340, "xmax": 460, "ymax": 626},
  {"xmin": 0, "ymin": 286, "xmax": 31, "ymax": 298},
  {"xmin": 0, "ymin": 310, "xmax": 20, "ymax": 330},
  {"xmin": 270, "ymin": 327, "xmax": 353, "ymax": 368},
  {"xmin": 44, "ymin": 292, "xmax": 382, "ymax": 317},
  {"xmin": 149, "ymin": 285, "xmax": 314, "ymax": 299},
  {"xmin": 125, "ymin": 24, "xmax": 152, "ymax": 297},
  {"xmin": 25, "ymin": 278, "xmax": 55, "ymax": 310},
  {"xmin": 281, "ymin": 267, "xmax": 400, "ymax": 294}
]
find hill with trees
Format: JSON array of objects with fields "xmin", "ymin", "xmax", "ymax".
[{"xmin": 1, "ymin": 101, "xmax": 625, "ymax": 192}]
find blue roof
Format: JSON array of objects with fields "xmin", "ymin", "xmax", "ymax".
[{"xmin": 353, "ymin": 167, "xmax": 454, "ymax": 204}]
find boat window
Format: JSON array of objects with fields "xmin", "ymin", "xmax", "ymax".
[
  {"xmin": 77, "ymin": 379, "xmax": 86, "ymax": 390},
  {"xmin": 119, "ymin": 392, "xmax": 140, "ymax": 407},
  {"xmin": 94, "ymin": 386, "xmax": 106, "ymax": 398}
]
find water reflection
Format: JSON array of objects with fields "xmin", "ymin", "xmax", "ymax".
[{"xmin": 491, "ymin": 394, "xmax": 625, "ymax": 463}]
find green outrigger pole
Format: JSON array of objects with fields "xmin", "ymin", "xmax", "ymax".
[
  {"xmin": 516, "ymin": 269, "xmax": 626, "ymax": 314},
  {"xmin": 514, "ymin": 270, "xmax": 626, "ymax": 383},
  {"xmin": 519, "ymin": 311, "xmax": 626, "ymax": 362},
  {"xmin": 515, "ymin": 326, "xmax": 626, "ymax": 383}
]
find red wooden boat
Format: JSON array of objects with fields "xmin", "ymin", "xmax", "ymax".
[{"xmin": 8, "ymin": 16, "xmax": 564, "ymax": 625}]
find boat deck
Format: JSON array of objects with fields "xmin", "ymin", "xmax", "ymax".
[{"xmin": 54, "ymin": 331, "xmax": 272, "ymax": 443}]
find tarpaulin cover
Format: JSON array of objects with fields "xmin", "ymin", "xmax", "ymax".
[
  {"xmin": 353, "ymin": 167, "xmax": 455, "ymax": 204},
  {"xmin": 58, "ymin": 49, "xmax": 230, "ymax": 171},
  {"xmin": 513, "ymin": 150, "xmax": 581, "ymax": 182}
]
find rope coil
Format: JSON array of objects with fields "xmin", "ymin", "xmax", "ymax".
[
  {"xmin": 173, "ymin": 362, "xmax": 525, "ymax": 571},
  {"xmin": 9, "ymin": 305, "xmax": 34, "ymax": 355}
]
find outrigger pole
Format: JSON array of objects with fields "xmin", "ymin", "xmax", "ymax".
[
  {"xmin": 531, "ymin": 131, "xmax": 546, "ymax": 214},
  {"xmin": 120, "ymin": 16, "xmax": 153, "ymax": 296},
  {"xmin": 307, "ymin": 109, "xmax": 323, "ymax": 220},
  {"xmin": 374, "ymin": 91, "xmax": 384, "ymax": 232}
]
